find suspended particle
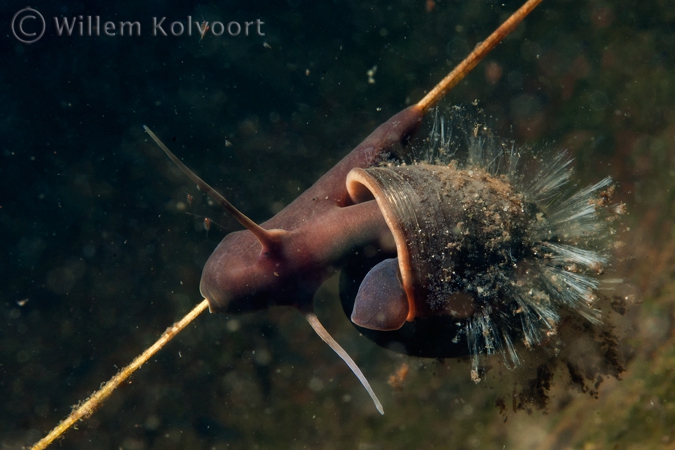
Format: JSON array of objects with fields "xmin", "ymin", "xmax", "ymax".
[
  {"xmin": 199, "ymin": 21, "xmax": 210, "ymax": 39},
  {"xmin": 367, "ymin": 65, "xmax": 378, "ymax": 84},
  {"xmin": 387, "ymin": 362, "xmax": 410, "ymax": 390}
]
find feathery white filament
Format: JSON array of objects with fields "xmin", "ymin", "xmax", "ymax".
[{"xmin": 414, "ymin": 107, "xmax": 619, "ymax": 379}]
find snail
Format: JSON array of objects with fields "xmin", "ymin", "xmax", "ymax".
[{"xmin": 148, "ymin": 103, "xmax": 621, "ymax": 405}]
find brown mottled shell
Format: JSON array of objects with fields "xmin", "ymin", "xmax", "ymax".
[{"xmin": 346, "ymin": 162, "xmax": 527, "ymax": 322}]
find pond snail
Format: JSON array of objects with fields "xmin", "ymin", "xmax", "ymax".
[
  {"xmin": 142, "ymin": 104, "xmax": 623, "ymax": 415},
  {"xmin": 339, "ymin": 107, "xmax": 623, "ymax": 381}
]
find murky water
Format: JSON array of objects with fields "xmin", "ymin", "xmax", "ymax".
[{"xmin": 2, "ymin": 0, "xmax": 672, "ymax": 448}]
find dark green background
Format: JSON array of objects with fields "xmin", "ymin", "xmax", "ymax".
[{"xmin": 2, "ymin": 0, "xmax": 673, "ymax": 448}]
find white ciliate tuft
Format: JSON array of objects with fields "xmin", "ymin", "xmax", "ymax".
[{"xmin": 410, "ymin": 106, "xmax": 626, "ymax": 380}]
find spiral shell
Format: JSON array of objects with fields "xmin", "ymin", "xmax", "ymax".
[
  {"xmin": 342, "ymin": 107, "xmax": 624, "ymax": 377},
  {"xmin": 349, "ymin": 161, "xmax": 530, "ymax": 319}
]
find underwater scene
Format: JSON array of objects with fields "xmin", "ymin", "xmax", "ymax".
[{"xmin": 2, "ymin": 0, "xmax": 673, "ymax": 448}]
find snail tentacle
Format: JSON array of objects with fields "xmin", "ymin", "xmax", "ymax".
[{"xmin": 304, "ymin": 312, "xmax": 384, "ymax": 415}]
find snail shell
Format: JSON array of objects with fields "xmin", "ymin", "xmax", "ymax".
[
  {"xmin": 340, "ymin": 109, "xmax": 622, "ymax": 370},
  {"xmin": 347, "ymin": 163, "xmax": 527, "ymax": 327}
]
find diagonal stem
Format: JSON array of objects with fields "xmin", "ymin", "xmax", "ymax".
[
  {"xmin": 416, "ymin": 0, "xmax": 543, "ymax": 112},
  {"xmin": 30, "ymin": 300, "xmax": 210, "ymax": 450}
]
